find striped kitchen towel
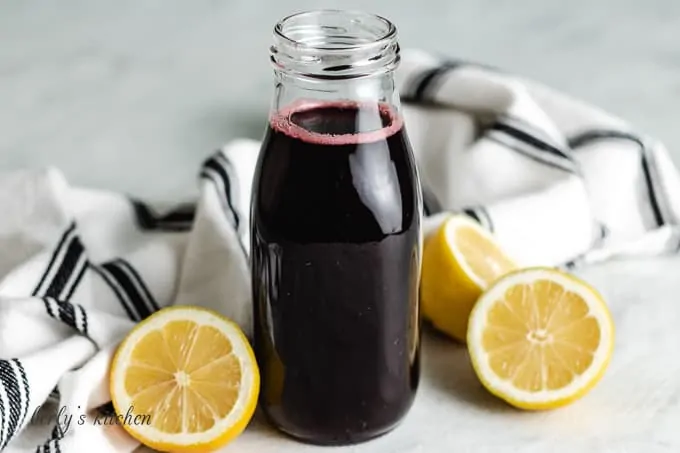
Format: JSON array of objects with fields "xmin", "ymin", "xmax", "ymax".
[
  {"xmin": 2, "ymin": 48, "xmax": 680, "ymax": 452},
  {"xmin": 0, "ymin": 151, "xmax": 252, "ymax": 453},
  {"xmin": 397, "ymin": 49, "xmax": 680, "ymax": 268}
]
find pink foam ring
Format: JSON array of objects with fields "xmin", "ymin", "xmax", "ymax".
[{"xmin": 269, "ymin": 100, "xmax": 403, "ymax": 145}]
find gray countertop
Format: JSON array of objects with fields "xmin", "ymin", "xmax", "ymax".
[
  {"xmin": 2, "ymin": 0, "xmax": 680, "ymax": 200},
  {"xmin": 155, "ymin": 258, "xmax": 680, "ymax": 453}
]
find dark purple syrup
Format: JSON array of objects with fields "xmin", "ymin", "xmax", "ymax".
[{"xmin": 251, "ymin": 101, "xmax": 422, "ymax": 445}]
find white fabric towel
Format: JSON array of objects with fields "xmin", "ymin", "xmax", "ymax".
[
  {"xmin": 396, "ymin": 49, "xmax": 680, "ymax": 268},
  {"xmin": 2, "ymin": 48, "xmax": 680, "ymax": 452}
]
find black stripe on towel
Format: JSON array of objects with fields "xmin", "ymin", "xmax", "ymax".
[
  {"xmin": 562, "ymin": 258, "xmax": 580, "ymax": 270},
  {"xmin": 462, "ymin": 206, "xmax": 494, "ymax": 233},
  {"xmin": 47, "ymin": 387, "xmax": 60, "ymax": 402},
  {"xmin": 402, "ymin": 59, "xmax": 497, "ymax": 103},
  {"xmin": 486, "ymin": 134, "xmax": 574, "ymax": 173},
  {"xmin": 639, "ymin": 147, "xmax": 661, "ymax": 221},
  {"xmin": 114, "ymin": 259, "xmax": 160, "ymax": 313},
  {"xmin": 0, "ymin": 361, "xmax": 20, "ymax": 449},
  {"xmin": 0, "ymin": 360, "xmax": 30, "ymax": 450},
  {"xmin": 92, "ymin": 265, "xmax": 138, "ymax": 321},
  {"xmin": 567, "ymin": 129, "xmax": 664, "ymax": 226},
  {"xmin": 97, "ymin": 402, "xmax": 116, "ymax": 417},
  {"xmin": 567, "ymin": 129, "xmax": 640, "ymax": 149},
  {"xmin": 15, "ymin": 360, "xmax": 30, "ymax": 433},
  {"xmin": 596, "ymin": 223, "xmax": 610, "ymax": 247},
  {"xmin": 44, "ymin": 236, "xmax": 87, "ymax": 300},
  {"xmin": 200, "ymin": 151, "xmax": 249, "ymax": 257},
  {"xmin": 31, "ymin": 222, "xmax": 88, "ymax": 301},
  {"xmin": 462, "ymin": 208, "xmax": 482, "ymax": 224},
  {"xmin": 80, "ymin": 303, "xmax": 89, "ymax": 336},
  {"xmin": 99, "ymin": 260, "xmax": 157, "ymax": 320},
  {"xmin": 493, "ymin": 120, "xmax": 573, "ymax": 163},
  {"xmin": 51, "ymin": 420, "xmax": 64, "ymax": 440},
  {"xmin": 62, "ymin": 257, "xmax": 88, "ymax": 302},
  {"xmin": 201, "ymin": 153, "xmax": 241, "ymax": 231},
  {"xmin": 32, "ymin": 223, "xmax": 76, "ymax": 297},
  {"xmin": 46, "ymin": 298, "xmax": 74, "ymax": 330},
  {"xmin": 407, "ymin": 62, "xmax": 464, "ymax": 102},
  {"xmin": 498, "ymin": 114, "xmax": 566, "ymax": 153},
  {"xmin": 131, "ymin": 199, "xmax": 195, "ymax": 232},
  {"xmin": 42, "ymin": 298, "xmax": 89, "ymax": 336},
  {"xmin": 489, "ymin": 122, "xmax": 578, "ymax": 173},
  {"xmin": 38, "ymin": 438, "xmax": 61, "ymax": 453},
  {"xmin": 476, "ymin": 206, "xmax": 495, "ymax": 233}
]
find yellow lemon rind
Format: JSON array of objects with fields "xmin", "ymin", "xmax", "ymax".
[
  {"xmin": 467, "ymin": 267, "xmax": 614, "ymax": 410},
  {"xmin": 444, "ymin": 214, "xmax": 514, "ymax": 289},
  {"xmin": 109, "ymin": 306, "xmax": 260, "ymax": 453},
  {"xmin": 421, "ymin": 217, "xmax": 481, "ymax": 341},
  {"xmin": 421, "ymin": 214, "xmax": 518, "ymax": 342}
]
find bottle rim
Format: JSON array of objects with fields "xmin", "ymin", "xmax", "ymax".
[
  {"xmin": 274, "ymin": 9, "xmax": 397, "ymax": 51},
  {"xmin": 271, "ymin": 9, "xmax": 400, "ymax": 79}
]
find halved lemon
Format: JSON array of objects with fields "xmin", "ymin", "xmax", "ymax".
[
  {"xmin": 467, "ymin": 267, "xmax": 614, "ymax": 410},
  {"xmin": 421, "ymin": 214, "xmax": 517, "ymax": 342},
  {"xmin": 110, "ymin": 306, "xmax": 260, "ymax": 452}
]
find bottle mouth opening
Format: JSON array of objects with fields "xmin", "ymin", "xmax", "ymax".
[
  {"xmin": 274, "ymin": 10, "xmax": 397, "ymax": 51},
  {"xmin": 271, "ymin": 10, "xmax": 400, "ymax": 78}
]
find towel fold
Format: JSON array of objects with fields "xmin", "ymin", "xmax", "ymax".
[
  {"xmin": 397, "ymin": 49, "xmax": 680, "ymax": 267},
  {"xmin": 2, "ymin": 49, "xmax": 680, "ymax": 452}
]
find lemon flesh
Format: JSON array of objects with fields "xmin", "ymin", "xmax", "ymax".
[
  {"xmin": 110, "ymin": 306, "xmax": 260, "ymax": 452},
  {"xmin": 467, "ymin": 268, "xmax": 614, "ymax": 410}
]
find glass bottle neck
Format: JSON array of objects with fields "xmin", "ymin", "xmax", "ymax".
[
  {"xmin": 268, "ymin": 9, "xmax": 402, "ymax": 124},
  {"xmin": 270, "ymin": 69, "xmax": 401, "ymax": 119}
]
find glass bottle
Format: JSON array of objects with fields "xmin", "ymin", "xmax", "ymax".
[{"xmin": 250, "ymin": 9, "xmax": 422, "ymax": 446}]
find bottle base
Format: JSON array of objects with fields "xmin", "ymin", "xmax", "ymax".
[
  {"xmin": 262, "ymin": 407, "xmax": 405, "ymax": 446},
  {"xmin": 261, "ymin": 402, "xmax": 402, "ymax": 447},
  {"xmin": 275, "ymin": 422, "xmax": 400, "ymax": 447}
]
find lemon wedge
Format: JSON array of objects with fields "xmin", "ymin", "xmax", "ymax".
[
  {"xmin": 110, "ymin": 306, "xmax": 259, "ymax": 452},
  {"xmin": 421, "ymin": 214, "xmax": 517, "ymax": 342},
  {"xmin": 467, "ymin": 267, "xmax": 614, "ymax": 410}
]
